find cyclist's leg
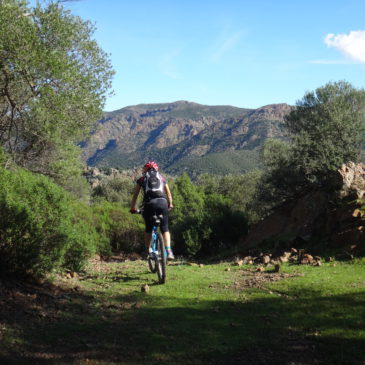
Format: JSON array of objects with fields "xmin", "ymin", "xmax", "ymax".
[
  {"xmin": 142, "ymin": 203, "xmax": 154, "ymax": 251},
  {"xmin": 157, "ymin": 199, "xmax": 175, "ymax": 260}
]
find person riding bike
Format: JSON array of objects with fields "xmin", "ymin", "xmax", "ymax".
[{"xmin": 130, "ymin": 161, "xmax": 175, "ymax": 260}]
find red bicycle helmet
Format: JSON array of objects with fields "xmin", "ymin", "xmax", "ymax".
[{"xmin": 143, "ymin": 161, "xmax": 159, "ymax": 173}]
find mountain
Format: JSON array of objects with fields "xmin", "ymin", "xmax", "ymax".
[{"xmin": 81, "ymin": 101, "xmax": 291, "ymax": 175}]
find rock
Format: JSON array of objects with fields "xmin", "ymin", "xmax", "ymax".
[
  {"xmin": 234, "ymin": 259, "xmax": 244, "ymax": 267},
  {"xmin": 261, "ymin": 255, "xmax": 271, "ymax": 264},
  {"xmin": 338, "ymin": 162, "xmax": 365, "ymax": 199},
  {"xmin": 289, "ymin": 255, "xmax": 298, "ymax": 263},
  {"xmin": 300, "ymin": 254, "xmax": 313, "ymax": 265},
  {"xmin": 240, "ymin": 162, "xmax": 365, "ymax": 251},
  {"xmin": 141, "ymin": 284, "xmax": 150, "ymax": 293},
  {"xmin": 199, "ymin": 264, "xmax": 205, "ymax": 268},
  {"xmin": 279, "ymin": 256, "xmax": 289, "ymax": 263},
  {"xmin": 242, "ymin": 256, "xmax": 253, "ymax": 264},
  {"xmin": 313, "ymin": 261, "xmax": 321, "ymax": 267}
]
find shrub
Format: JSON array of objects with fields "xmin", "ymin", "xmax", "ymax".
[
  {"xmin": 0, "ymin": 167, "xmax": 72, "ymax": 276},
  {"xmin": 92, "ymin": 176, "xmax": 134, "ymax": 206},
  {"xmin": 0, "ymin": 164, "xmax": 109, "ymax": 276},
  {"xmin": 92, "ymin": 201, "xmax": 144, "ymax": 253},
  {"xmin": 62, "ymin": 201, "xmax": 109, "ymax": 272},
  {"xmin": 170, "ymin": 174, "xmax": 248, "ymax": 257}
]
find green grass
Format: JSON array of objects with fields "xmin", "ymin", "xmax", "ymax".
[{"xmin": 1, "ymin": 258, "xmax": 365, "ymax": 364}]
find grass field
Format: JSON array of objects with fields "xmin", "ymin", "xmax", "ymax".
[{"xmin": 1, "ymin": 256, "xmax": 365, "ymax": 364}]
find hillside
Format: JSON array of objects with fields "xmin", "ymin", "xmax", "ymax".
[{"xmin": 81, "ymin": 101, "xmax": 291, "ymax": 174}]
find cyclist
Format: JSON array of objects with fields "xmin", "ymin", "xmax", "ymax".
[{"xmin": 130, "ymin": 161, "xmax": 175, "ymax": 260}]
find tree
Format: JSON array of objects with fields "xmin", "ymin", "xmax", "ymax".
[
  {"xmin": 0, "ymin": 0, "xmax": 114, "ymax": 177},
  {"xmin": 285, "ymin": 81, "xmax": 365, "ymax": 184},
  {"xmin": 257, "ymin": 81, "xmax": 365, "ymax": 214},
  {"xmin": 169, "ymin": 173, "xmax": 206, "ymax": 256}
]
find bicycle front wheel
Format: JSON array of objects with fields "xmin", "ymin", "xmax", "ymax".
[{"xmin": 156, "ymin": 233, "xmax": 166, "ymax": 284}]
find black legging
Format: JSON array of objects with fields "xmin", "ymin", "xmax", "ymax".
[{"xmin": 142, "ymin": 198, "xmax": 169, "ymax": 233}]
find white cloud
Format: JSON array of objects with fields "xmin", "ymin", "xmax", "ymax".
[
  {"xmin": 324, "ymin": 31, "xmax": 365, "ymax": 63},
  {"xmin": 212, "ymin": 31, "xmax": 243, "ymax": 63}
]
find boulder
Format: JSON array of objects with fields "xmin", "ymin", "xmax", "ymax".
[
  {"xmin": 240, "ymin": 162, "xmax": 365, "ymax": 252},
  {"xmin": 338, "ymin": 162, "xmax": 365, "ymax": 199}
]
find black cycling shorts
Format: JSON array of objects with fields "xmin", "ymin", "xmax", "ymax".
[{"xmin": 143, "ymin": 198, "xmax": 169, "ymax": 233}]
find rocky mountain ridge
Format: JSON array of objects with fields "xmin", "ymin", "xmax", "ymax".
[{"xmin": 81, "ymin": 101, "xmax": 291, "ymax": 174}]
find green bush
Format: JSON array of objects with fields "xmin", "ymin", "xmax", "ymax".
[
  {"xmin": 92, "ymin": 201, "xmax": 144, "ymax": 253},
  {"xmin": 199, "ymin": 193, "xmax": 247, "ymax": 256},
  {"xmin": 62, "ymin": 201, "xmax": 109, "ymax": 272},
  {"xmin": 92, "ymin": 176, "xmax": 134, "ymax": 206},
  {"xmin": 170, "ymin": 174, "xmax": 248, "ymax": 257},
  {"xmin": 0, "ymin": 166, "xmax": 97, "ymax": 276},
  {"xmin": 0, "ymin": 164, "xmax": 112, "ymax": 276}
]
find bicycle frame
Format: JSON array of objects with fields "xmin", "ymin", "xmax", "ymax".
[
  {"xmin": 150, "ymin": 225, "xmax": 158, "ymax": 256},
  {"xmin": 133, "ymin": 209, "xmax": 166, "ymax": 283}
]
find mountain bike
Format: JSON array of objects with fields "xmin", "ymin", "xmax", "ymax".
[{"xmin": 134, "ymin": 209, "xmax": 167, "ymax": 284}]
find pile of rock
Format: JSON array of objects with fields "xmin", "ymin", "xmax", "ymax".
[{"xmin": 233, "ymin": 248, "xmax": 322, "ymax": 268}]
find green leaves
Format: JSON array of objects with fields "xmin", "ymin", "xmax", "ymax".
[
  {"xmin": 285, "ymin": 81, "xmax": 365, "ymax": 181},
  {"xmin": 0, "ymin": 0, "xmax": 114, "ymax": 176},
  {"xmin": 169, "ymin": 173, "xmax": 248, "ymax": 257},
  {"xmin": 259, "ymin": 81, "xmax": 365, "ymax": 210}
]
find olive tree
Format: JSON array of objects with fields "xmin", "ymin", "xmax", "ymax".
[
  {"xmin": 285, "ymin": 81, "xmax": 365, "ymax": 184},
  {"xmin": 257, "ymin": 81, "xmax": 365, "ymax": 214},
  {"xmin": 0, "ymin": 0, "xmax": 114, "ymax": 177}
]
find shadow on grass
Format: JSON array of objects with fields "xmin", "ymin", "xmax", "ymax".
[{"xmin": 0, "ymin": 285, "xmax": 364, "ymax": 365}]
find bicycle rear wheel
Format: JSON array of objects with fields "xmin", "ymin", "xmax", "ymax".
[{"xmin": 156, "ymin": 233, "xmax": 166, "ymax": 284}]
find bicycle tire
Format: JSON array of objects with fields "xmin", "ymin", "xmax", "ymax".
[
  {"xmin": 156, "ymin": 233, "xmax": 166, "ymax": 284},
  {"xmin": 148, "ymin": 255, "xmax": 157, "ymax": 273}
]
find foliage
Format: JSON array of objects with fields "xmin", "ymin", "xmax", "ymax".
[
  {"xmin": 0, "ymin": 165, "xmax": 100, "ymax": 276},
  {"xmin": 166, "ymin": 149, "xmax": 260, "ymax": 178},
  {"xmin": 92, "ymin": 175, "xmax": 135, "ymax": 206},
  {"xmin": 0, "ymin": 0, "xmax": 114, "ymax": 177},
  {"xmin": 170, "ymin": 173, "xmax": 247, "ymax": 257},
  {"xmin": 285, "ymin": 81, "xmax": 365, "ymax": 183},
  {"xmin": 258, "ymin": 81, "xmax": 365, "ymax": 211},
  {"xmin": 197, "ymin": 170, "xmax": 262, "ymax": 223},
  {"xmin": 169, "ymin": 173, "xmax": 206, "ymax": 256},
  {"xmin": 285, "ymin": 81, "xmax": 365, "ymax": 184},
  {"xmin": 63, "ymin": 200, "xmax": 109, "ymax": 271},
  {"xmin": 92, "ymin": 200, "xmax": 145, "ymax": 253}
]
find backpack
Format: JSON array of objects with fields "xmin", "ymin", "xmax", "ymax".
[{"xmin": 143, "ymin": 169, "xmax": 164, "ymax": 201}]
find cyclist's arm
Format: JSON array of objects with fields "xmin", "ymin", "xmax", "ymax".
[
  {"xmin": 164, "ymin": 184, "xmax": 173, "ymax": 208},
  {"xmin": 130, "ymin": 184, "xmax": 141, "ymax": 211}
]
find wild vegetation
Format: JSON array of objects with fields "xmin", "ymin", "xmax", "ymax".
[
  {"xmin": 0, "ymin": 2, "xmax": 365, "ymax": 364},
  {"xmin": 0, "ymin": 0, "xmax": 113, "ymax": 184},
  {"xmin": 1, "ymin": 0, "xmax": 365, "ymax": 280},
  {"xmin": 258, "ymin": 81, "xmax": 365, "ymax": 211}
]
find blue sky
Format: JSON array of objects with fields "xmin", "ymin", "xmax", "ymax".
[{"xmin": 59, "ymin": 0, "xmax": 365, "ymax": 111}]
